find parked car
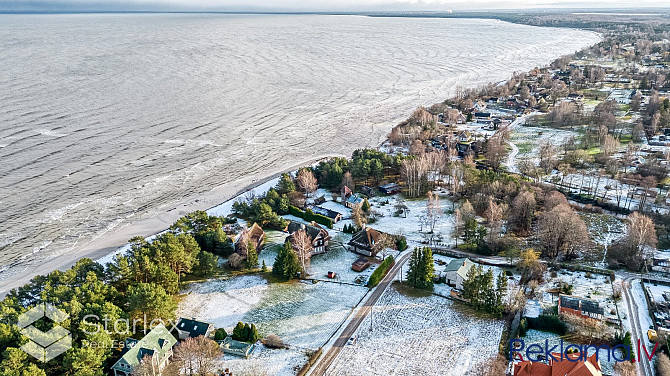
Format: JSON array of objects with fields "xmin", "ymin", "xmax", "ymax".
[{"xmin": 346, "ymin": 335, "xmax": 357, "ymax": 346}]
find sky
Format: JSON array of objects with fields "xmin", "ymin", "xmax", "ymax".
[{"xmin": 1, "ymin": 0, "xmax": 669, "ymax": 12}]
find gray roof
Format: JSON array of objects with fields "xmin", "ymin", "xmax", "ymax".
[
  {"xmin": 112, "ymin": 324, "xmax": 177, "ymax": 371},
  {"xmin": 176, "ymin": 317, "xmax": 214, "ymax": 338}
]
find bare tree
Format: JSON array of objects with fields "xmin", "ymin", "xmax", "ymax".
[
  {"xmin": 601, "ymin": 134, "xmax": 619, "ymax": 158},
  {"xmin": 656, "ymin": 352, "xmax": 670, "ymax": 376},
  {"xmin": 132, "ymin": 355, "xmax": 159, "ymax": 376},
  {"xmin": 425, "ymin": 192, "xmax": 442, "ymax": 234},
  {"xmin": 172, "ymin": 336, "xmax": 222, "ymax": 376},
  {"xmin": 351, "ymin": 203, "xmax": 367, "ymax": 229},
  {"xmin": 291, "ymin": 229, "xmax": 313, "ymax": 272},
  {"xmin": 296, "ymin": 168, "xmax": 318, "ymax": 198},
  {"xmin": 538, "ymin": 203, "xmax": 589, "ymax": 260},
  {"xmin": 627, "ymin": 211, "xmax": 658, "ymax": 272},
  {"xmin": 340, "ymin": 171, "xmax": 354, "ymax": 191},
  {"xmin": 483, "ymin": 198, "xmax": 503, "ymax": 245},
  {"xmin": 509, "ymin": 190, "xmax": 536, "ymax": 235},
  {"xmin": 539, "ymin": 141, "xmax": 557, "ymax": 171},
  {"xmin": 452, "ymin": 209, "xmax": 463, "ymax": 248}
]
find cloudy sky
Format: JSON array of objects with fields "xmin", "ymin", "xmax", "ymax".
[{"xmin": 1, "ymin": 0, "xmax": 669, "ymax": 12}]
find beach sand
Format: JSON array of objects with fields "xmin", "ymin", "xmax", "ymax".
[{"xmin": 0, "ymin": 154, "xmax": 342, "ymax": 297}]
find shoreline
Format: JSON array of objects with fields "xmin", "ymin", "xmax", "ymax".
[
  {"xmin": 0, "ymin": 153, "xmax": 343, "ymax": 297},
  {"xmin": 0, "ymin": 24, "xmax": 603, "ymax": 298}
]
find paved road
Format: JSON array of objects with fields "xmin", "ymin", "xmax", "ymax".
[
  {"xmin": 622, "ymin": 277, "xmax": 653, "ymax": 376},
  {"xmin": 308, "ymin": 250, "xmax": 413, "ymax": 376}
]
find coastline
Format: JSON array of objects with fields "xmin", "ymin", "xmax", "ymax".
[
  {"xmin": 0, "ymin": 153, "xmax": 343, "ymax": 297},
  {"xmin": 0, "ymin": 19, "xmax": 603, "ymax": 298}
]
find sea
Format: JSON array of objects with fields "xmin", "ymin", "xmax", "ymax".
[{"xmin": 0, "ymin": 13, "xmax": 600, "ymax": 284}]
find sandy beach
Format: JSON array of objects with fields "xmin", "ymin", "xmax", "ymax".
[{"xmin": 0, "ymin": 153, "xmax": 342, "ymax": 297}]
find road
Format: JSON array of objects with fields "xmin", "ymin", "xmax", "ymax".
[
  {"xmin": 308, "ymin": 250, "xmax": 413, "ymax": 376},
  {"xmin": 622, "ymin": 276, "xmax": 653, "ymax": 376}
]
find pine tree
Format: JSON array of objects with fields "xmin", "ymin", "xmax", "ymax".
[
  {"xmin": 362, "ymin": 198, "xmax": 371, "ymax": 213},
  {"xmin": 273, "ymin": 242, "xmax": 301, "ymax": 280},
  {"xmin": 421, "ymin": 247, "xmax": 435, "ymax": 290},
  {"xmin": 495, "ymin": 271, "xmax": 507, "ymax": 315},
  {"xmin": 232, "ymin": 322, "xmax": 245, "ymax": 341},
  {"xmin": 246, "ymin": 241, "xmax": 259, "ymax": 269},
  {"xmin": 249, "ymin": 324, "xmax": 260, "ymax": 342},
  {"xmin": 261, "ymin": 260, "xmax": 267, "ymax": 272},
  {"xmin": 406, "ymin": 248, "xmax": 421, "ymax": 288}
]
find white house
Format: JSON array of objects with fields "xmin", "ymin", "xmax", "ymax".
[{"xmin": 441, "ymin": 258, "xmax": 475, "ymax": 290}]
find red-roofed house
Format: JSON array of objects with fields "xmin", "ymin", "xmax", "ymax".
[{"xmin": 513, "ymin": 352, "xmax": 602, "ymax": 376}]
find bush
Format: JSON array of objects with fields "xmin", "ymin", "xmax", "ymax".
[
  {"xmin": 396, "ymin": 236, "xmax": 408, "ymax": 252},
  {"xmin": 214, "ymin": 328, "xmax": 228, "ymax": 341},
  {"xmin": 289, "ymin": 206, "xmax": 333, "ymax": 228},
  {"xmin": 228, "ymin": 253, "xmax": 245, "ymax": 269},
  {"xmin": 527, "ymin": 315, "xmax": 567, "ymax": 335},
  {"xmin": 368, "ymin": 256, "xmax": 395, "ymax": 287},
  {"xmin": 264, "ymin": 334, "xmax": 285, "ymax": 349}
]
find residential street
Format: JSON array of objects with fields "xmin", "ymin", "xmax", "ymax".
[{"xmin": 308, "ymin": 250, "xmax": 413, "ymax": 376}]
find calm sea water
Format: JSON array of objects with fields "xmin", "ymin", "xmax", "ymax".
[{"xmin": 0, "ymin": 13, "xmax": 600, "ymax": 280}]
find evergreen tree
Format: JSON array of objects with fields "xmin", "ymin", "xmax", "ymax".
[
  {"xmin": 246, "ymin": 241, "xmax": 259, "ymax": 269},
  {"xmin": 261, "ymin": 260, "xmax": 267, "ymax": 273},
  {"xmin": 249, "ymin": 324, "xmax": 260, "ymax": 342},
  {"xmin": 406, "ymin": 248, "xmax": 434, "ymax": 290},
  {"xmin": 362, "ymin": 198, "xmax": 371, "ymax": 213},
  {"xmin": 272, "ymin": 242, "xmax": 301, "ymax": 280},
  {"xmin": 232, "ymin": 322, "xmax": 245, "ymax": 341},
  {"xmin": 242, "ymin": 324, "xmax": 251, "ymax": 342},
  {"xmin": 214, "ymin": 328, "xmax": 228, "ymax": 341},
  {"xmin": 277, "ymin": 173, "xmax": 296, "ymax": 194},
  {"xmin": 495, "ymin": 271, "xmax": 507, "ymax": 315},
  {"xmin": 420, "ymin": 247, "xmax": 435, "ymax": 290}
]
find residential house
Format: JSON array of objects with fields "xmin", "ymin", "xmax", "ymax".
[
  {"xmin": 285, "ymin": 221, "xmax": 331, "ymax": 254},
  {"xmin": 558, "ymin": 295, "xmax": 604, "ymax": 321},
  {"xmin": 361, "ymin": 185, "xmax": 376, "ymax": 197},
  {"xmin": 341, "ymin": 185, "xmax": 353, "ymax": 200},
  {"xmin": 442, "ymin": 258, "xmax": 475, "ymax": 290},
  {"xmin": 457, "ymin": 130, "xmax": 472, "ymax": 143},
  {"xmin": 345, "ymin": 194, "xmax": 364, "ymax": 209},
  {"xmin": 311, "ymin": 206, "xmax": 343, "ymax": 223},
  {"xmin": 235, "ymin": 222, "xmax": 265, "ymax": 254},
  {"xmin": 378, "ymin": 183, "xmax": 401, "ymax": 195},
  {"xmin": 456, "ymin": 112, "xmax": 467, "ymax": 124},
  {"xmin": 473, "ymin": 101, "xmax": 487, "ymax": 112},
  {"xmin": 348, "ymin": 227, "xmax": 383, "ymax": 257},
  {"xmin": 512, "ymin": 352, "xmax": 602, "ymax": 376},
  {"xmin": 173, "ymin": 317, "xmax": 215, "ymax": 340},
  {"xmin": 111, "ymin": 324, "xmax": 178, "ymax": 376},
  {"xmin": 474, "ymin": 112, "xmax": 491, "ymax": 119}
]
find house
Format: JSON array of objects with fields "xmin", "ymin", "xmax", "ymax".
[
  {"xmin": 513, "ymin": 352, "xmax": 602, "ymax": 376},
  {"xmin": 378, "ymin": 183, "xmax": 401, "ymax": 195},
  {"xmin": 457, "ymin": 130, "xmax": 472, "ymax": 143},
  {"xmin": 285, "ymin": 221, "xmax": 331, "ymax": 254},
  {"xmin": 111, "ymin": 324, "xmax": 178, "ymax": 376},
  {"xmin": 341, "ymin": 185, "xmax": 353, "ymax": 200},
  {"xmin": 173, "ymin": 317, "xmax": 215, "ymax": 340},
  {"xmin": 351, "ymin": 257, "xmax": 371, "ymax": 272},
  {"xmin": 348, "ymin": 227, "xmax": 383, "ymax": 257},
  {"xmin": 456, "ymin": 113, "xmax": 467, "ymax": 124},
  {"xmin": 311, "ymin": 206, "xmax": 343, "ymax": 223},
  {"xmin": 235, "ymin": 222, "xmax": 265, "ymax": 253},
  {"xmin": 361, "ymin": 185, "xmax": 376, "ymax": 197},
  {"xmin": 219, "ymin": 337, "xmax": 254, "ymax": 358},
  {"xmin": 442, "ymin": 258, "xmax": 475, "ymax": 290},
  {"xmin": 473, "ymin": 101, "xmax": 487, "ymax": 112},
  {"xmin": 558, "ymin": 295, "xmax": 604, "ymax": 321},
  {"xmin": 345, "ymin": 194, "xmax": 364, "ymax": 209},
  {"xmin": 474, "ymin": 112, "xmax": 491, "ymax": 119}
]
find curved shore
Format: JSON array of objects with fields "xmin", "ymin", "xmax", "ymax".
[{"xmin": 0, "ymin": 153, "xmax": 343, "ymax": 297}]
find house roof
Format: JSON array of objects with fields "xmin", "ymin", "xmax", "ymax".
[
  {"xmin": 348, "ymin": 227, "xmax": 382, "ymax": 251},
  {"xmin": 444, "ymin": 258, "xmax": 475, "ymax": 279},
  {"xmin": 379, "ymin": 183, "xmax": 401, "ymax": 190},
  {"xmin": 346, "ymin": 194, "xmax": 364, "ymax": 205},
  {"xmin": 286, "ymin": 221, "xmax": 328, "ymax": 242},
  {"xmin": 175, "ymin": 317, "xmax": 214, "ymax": 338},
  {"xmin": 311, "ymin": 206, "xmax": 342, "ymax": 220},
  {"xmin": 514, "ymin": 352, "xmax": 602, "ymax": 376},
  {"xmin": 248, "ymin": 222, "xmax": 265, "ymax": 241},
  {"xmin": 112, "ymin": 324, "xmax": 177, "ymax": 371},
  {"xmin": 559, "ymin": 295, "xmax": 604, "ymax": 315}
]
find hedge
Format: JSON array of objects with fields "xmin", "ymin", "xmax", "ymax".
[
  {"xmin": 289, "ymin": 206, "xmax": 333, "ymax": 229},
  {"xmin": 527, "ymin": 314, "xmax": 567, "ymax": 335},
  {"xmin": 368, "ymin": 256, "xmax": 395, "ymax": 288}
]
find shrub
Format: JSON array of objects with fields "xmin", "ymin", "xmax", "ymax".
[
  {"xmin": 527, "ymin": 315, "xmax": 567, "ymax": 335},
  {"xmin": 214, "ymin": 328, "xmax": 228, "ymax": 341},
  {"xmin": 368, "ymin": 256, "xmax": 395, "ymax": 287},
  {"xmin": 264, "ymin": 334, "xmax": 285, "ymax": 349}
]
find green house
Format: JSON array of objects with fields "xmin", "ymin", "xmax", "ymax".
[{"xmin": 111, "ymin": 324, "xmax": 178, "ymax": 376}]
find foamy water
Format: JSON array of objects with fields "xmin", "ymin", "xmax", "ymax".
[{"xmin": 0, "ymin": 13, "xmax": 600, "ymax": 281}]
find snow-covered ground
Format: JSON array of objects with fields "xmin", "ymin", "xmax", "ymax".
[
  {"xmin": 178, "ymin": 274, "xmax": 369, "ymax": 376},
  {"xmin": 580, "ymin": 212, "xmax": 626, "ymax": 265},
  {"xmin": 325, "ymin": 285, "xmax": 504, "ymax": 376}
]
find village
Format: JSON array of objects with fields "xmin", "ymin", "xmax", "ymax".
[
  {"xmin": 3, "ymin": 12, "xmax": 670, "ymax": 376},
  {"xmin": 93, "ymin": 29, "xmax": 670, "ymax": 376}
]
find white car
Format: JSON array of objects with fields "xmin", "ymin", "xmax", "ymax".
[{"xmin": 346, "ymin": 335, "xmax": 357, "ymax": 346}]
